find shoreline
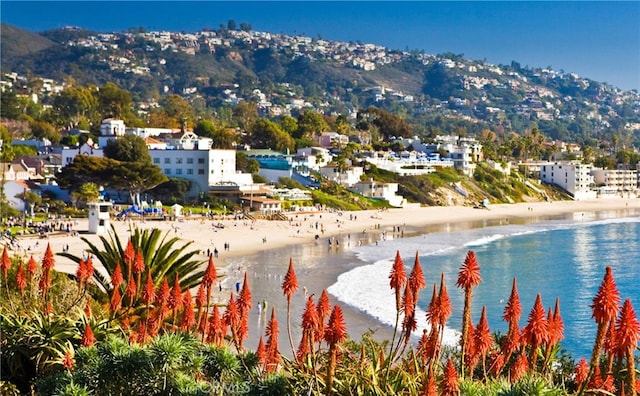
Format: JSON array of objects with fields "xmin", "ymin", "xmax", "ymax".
[{"xmin": 13, "ymin": 198, "xmax": 639, "ymax": 353}]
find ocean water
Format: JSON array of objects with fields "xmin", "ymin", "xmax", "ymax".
[{"xmin": 328, "ymin": 209, "xmax": 640, "ymax": 360}]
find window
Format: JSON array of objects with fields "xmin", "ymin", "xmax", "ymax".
[
  {"xmin": 176, "ymin": 158, "xmax": 183, "ymax": 164},
  {"xmin": 198, "ymin": 169, "xmax": 205, "ymax": 175},
  {"xmin": 164, "ymin": 168, "xmax": 171, "ymax": 175},
  {"xmin": 153, "ymin": 158, "xmax": 160, "ymax": 164},
  {"xmin": 164, "ymin": 158, "xmax": 171, "ymax": 164},
  {"xmin": 198, "ymin": 158, "xmax": 205, "ymax": 164},
  {"xmin": 176, "ymin": 169, "xmax": 182, "ymax": 175},
  {"xmin": 186, "ymin": 168, "xmax": 193, "ymax": 175},
  {"xmin": 187, "ymin": 158, "xmax": 194, "ymax": 164}
]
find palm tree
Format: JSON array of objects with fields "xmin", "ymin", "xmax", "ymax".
[{"xmin": 58, "ymin": 225, "xmax": 206, "ymax": 311}]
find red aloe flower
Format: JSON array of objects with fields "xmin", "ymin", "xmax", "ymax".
[
  {"xmin": 111, "ymin": 263, "xmax": 124, "ymax": 288},
  {"xmin": 180, "ymin": 289, "xmax": 195, "ymax": 331},
  {"xmin": 547, "ymin": 298, "xmax": 564, "ymax": 346},
  {"xmin": 401, "ymin": 284, "xmax": 417, "ymax": 342},
  {"xmin": 265, "ymin": 307, "xmax": 281, "ymax": 372},
  {"xmin": 522, "ymin": 294, "xmax": 548, "ymax": 369},
  {"xmin": 437, "ymin": 273, "xmax": 452, "ymax": 327},
  {"xmin": 123, "ymin": 239, "xmax": 135, "ymax": 268},
  {"xmin": 125, "ymin": 276, "xmax": 136, "ymax": 306},
  {"xmin": 301, "ymin": 296, "xmax": 320, "ymax": 340},
  {"xmin": 425, "ymin": 283, "xmax": 439, "ymax": 327},
  {"xmin": 223, "ymin": 293, "xmax": 240, "ymax": 327},
  {"xmin": 76, "ymin": 258, "xmax": 87, "ymax": 285},
  {"xmin": 205, "ymin": 305, "xmax": 220, "ymax": 344},
  {"xmin": 142, "ymin": 272, "xmax": 155, "ymax": 306},
  {"xmin": 282, "ymin": 258, "xmax": 298, "ymax": 356},
  {"xmin": 202, "ymin": 254, "xmax": 217, "ymax": 288},
  {"xmin": 408, "ymin": 251, "xmax": 426, "ymax": 298},
  {"xmin": 63, "ymin": 349, "xmax": 74, "ymax": 370},
  {"xmin": 316, "ymin": 289, "xmax": 331, "ymax": 340},
  {"xmin": 169, "ymin": 273, "xmax": 182, "ymax": 310},
  {"xmin": 296, "ymin": 330, "xmax": 311, "ymax": 362},
  {"xmin": 441, "ymin": 358, "xmax": 460, "ymax": 396},
  {"xmin": 489, "ymin": 352, "xmax": 505, "ymax": 377},
  {"xmin": 195, "ymin": 282, "xmax": 206, "ymax": 308},
  {"xmin": 503, "ymin": 277, "xmax": 522, "ymax": 324},
  {"xmin": 239, "ymin": 272, "xmax": 252, "ymax": 311},
  {"xmin": 510, "ymin": 352, "xmax": 529, "ymax": 382},
  {"xmin": 591, "ymin": 266, "xmax": 621, "ymax": 324},
  {"xmin": 389, "ymin": 250, "xmax": 407, "ymax": 310},
  {"xmin": 110, "ymin": 287, "xmax": 122, "ymax": 313},
  {"xmin": 616, "ymin": 298, "xmax": 640, "ymax": 357},
  {"xmin": 456, "ymin": 250, "xmax": 481, "ymax": 377},
  {"xmin": 574, "ymin": 357, "xmax": 589, "ymax": 386},
  {"xmin": 42, "ymin": 243, "xmax": 55, "ymax": 271},
  {"xmin": 456, "ymin": 250, "xmax": 481, "ymax": 290},
  {"xmin": 616, "ymin": 298, "xmax": 640, "ymax": 395},
  {"xmin": 133, "ymin": 250, "xmax": 145, "ymax": 274},
  {"xmin": 27, "ymin": 255, "xmax": 37, "ymax": 279},
  {"xmin": 281, "ymin": 258, "xmax": 299, "ymax": 300},
  {"xmin": 474, "ymin": 306, "xmax": 493, "ymax": 358},
  {"xmin": 501, "ymin": 324, "xmax": 521, "ymax": 356},
  {"xmin": 256, "ymin": 336, "xmax": 267, "ymax": 365},
  {"xmin": 1, "ymin": 245, "xmax": 11, "ymax": 279},
  {"xmin": 422, "ymin": 371, "xmax": 438, "ymax": 396},
  {"xmin": 317, "ymin": 289, "xmax": 331, "ymax": 320},
  {"xmin": 15, "ymin": 261, "xmax": 27, "ymax": 295},
  {"xmin": 324, "ymin": 305, "xmax": 347, "ymax": 345},
  {"xmin": 81, "ymin": 324, "xmax": 96, "ymax": 347},
  {"xmin": 587, "ymin": 266, "xmax": 621, "ymax": 385},
  {"xmin": 237, "ymin": 312, "xmax": 249, "ymax": 349}
]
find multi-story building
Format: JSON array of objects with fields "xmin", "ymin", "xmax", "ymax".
[
  {"xmin": 540, "ymin": 162, "xmax": 597, "ymax": 200},
  {"xmin": 590, "ymin": 168, "xmax": 639, "ymax": 198}
]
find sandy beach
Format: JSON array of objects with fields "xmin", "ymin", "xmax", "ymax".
[{"xmin": 13, "ymin": 197, "xmax": 640, "ymax": 354}]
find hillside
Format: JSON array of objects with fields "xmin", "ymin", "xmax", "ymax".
[
  {"xmin": 1, "ymin": 24, "xmax": 639, "ymax": 147},
  {"xmin": 0, "ymin": 23, "xmax": 57, "ymax": 61}
]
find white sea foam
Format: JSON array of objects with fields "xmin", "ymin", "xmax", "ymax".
[{"xmin": 327, "ymin": 258, "xmax": 460, "ymax": 347}]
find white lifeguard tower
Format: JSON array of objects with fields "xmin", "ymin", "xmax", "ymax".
[{"xmin": 87, "ymin": 202, "xmax": 113, "ymax": 234}]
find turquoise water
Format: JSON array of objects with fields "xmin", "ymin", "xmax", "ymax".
[{"xmin": 330, "ymin": 211, "xmax": 640, "ymax": 360}]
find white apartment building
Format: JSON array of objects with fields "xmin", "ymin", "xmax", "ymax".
[
  {"xmin": 591, "ymin": 168, "xmax": 639, "ymax": 198},
  {"xmin": 149, "ymin": 148, "xmax": 252, "ymax": 197},
  {"xmin": 318, "ymin": 164, "xmax": 364, "ymax": 187},
  {"xmin": 540, "ymin": 162, "xmax": 597, "ymax": 200},
  {"xmin": 350, "ymin": 179, "xmax": 406, "ymax": 207}
]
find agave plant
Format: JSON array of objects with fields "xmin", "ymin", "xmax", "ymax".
[{"xmin": 58, "ymin": 224, "xmax": 206, "ymax": 307}]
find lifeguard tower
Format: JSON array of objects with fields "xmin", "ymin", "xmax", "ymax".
[{"xmin": 87, "ymin": 202, "xmax": 113, "ymax": 234}]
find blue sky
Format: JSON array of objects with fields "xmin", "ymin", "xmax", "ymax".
[{"xmin": 2, "ymin": 1, "xmax": 639, "ymax": 91}]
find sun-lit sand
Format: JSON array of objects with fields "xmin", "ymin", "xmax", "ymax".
[{"xmin": 15, "ymin": 197, "xmax": 638, "ymax": 274}]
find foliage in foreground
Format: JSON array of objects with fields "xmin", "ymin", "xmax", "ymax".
[{"xmin": 1, "ymin": 234, "xmax": 639, "ymax": 395}]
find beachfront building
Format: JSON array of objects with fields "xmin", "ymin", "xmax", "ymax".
[
  {"xmin": 350, "ymin": 178, "xmax": 406, "ymax": 207},
  {"xmin": 150, "ymin": 148, "xmax": 252, "ymax": 198},
  {"xmin": 590, "ymin": 168, "xmax": 639, "ymax": 198},
  {"xmin": 540, "ymin": 161, "xmax": 597, "ymax": 200},
  {"xmin": 318, "ymin": 164, "xmax": 364, "ymax": 187},
  {"xmin": 362, "ymin": 150, "xmax": 454, "ymax": 176}
]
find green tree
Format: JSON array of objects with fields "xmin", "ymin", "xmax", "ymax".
[
  {"xmin": 296, "ymin": 110, "xmax": 329, "ymax": 140},
  {"xmin": 70, "ymin": 182, "xmax": 101, "ymax": 208},
  {"xmin": 159, "ymin": 94, "xmax": 195, "ymax": 131},
  {"xmin": 51, "ymin": 86, "xmax": 99, "ymax": 129},
  {"xmin": 97, "ymin": 82, "xmax": 133, "ymax": 120},
  {"xmin": 0, "ymin": 90, "xmax": 22, "ymax": 119},
  {"xmin": 103, "ymin": 135, "xmax": 151, "ymax": 163},
  {"xmin": 231, "ymin": 102, "xmax": 259, "ymax": 132},
  {"xmin": 250, "ymin": 119, "xmax": 295, "ymax": 152},
  {"xmin": 29, "ymin": 120, "xmax": 62, "ymax": 145}
]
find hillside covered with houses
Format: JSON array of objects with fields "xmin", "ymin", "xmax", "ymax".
[{"xmin": 1, "ymin": 23, "xmax": 639, "ymax": 218}]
